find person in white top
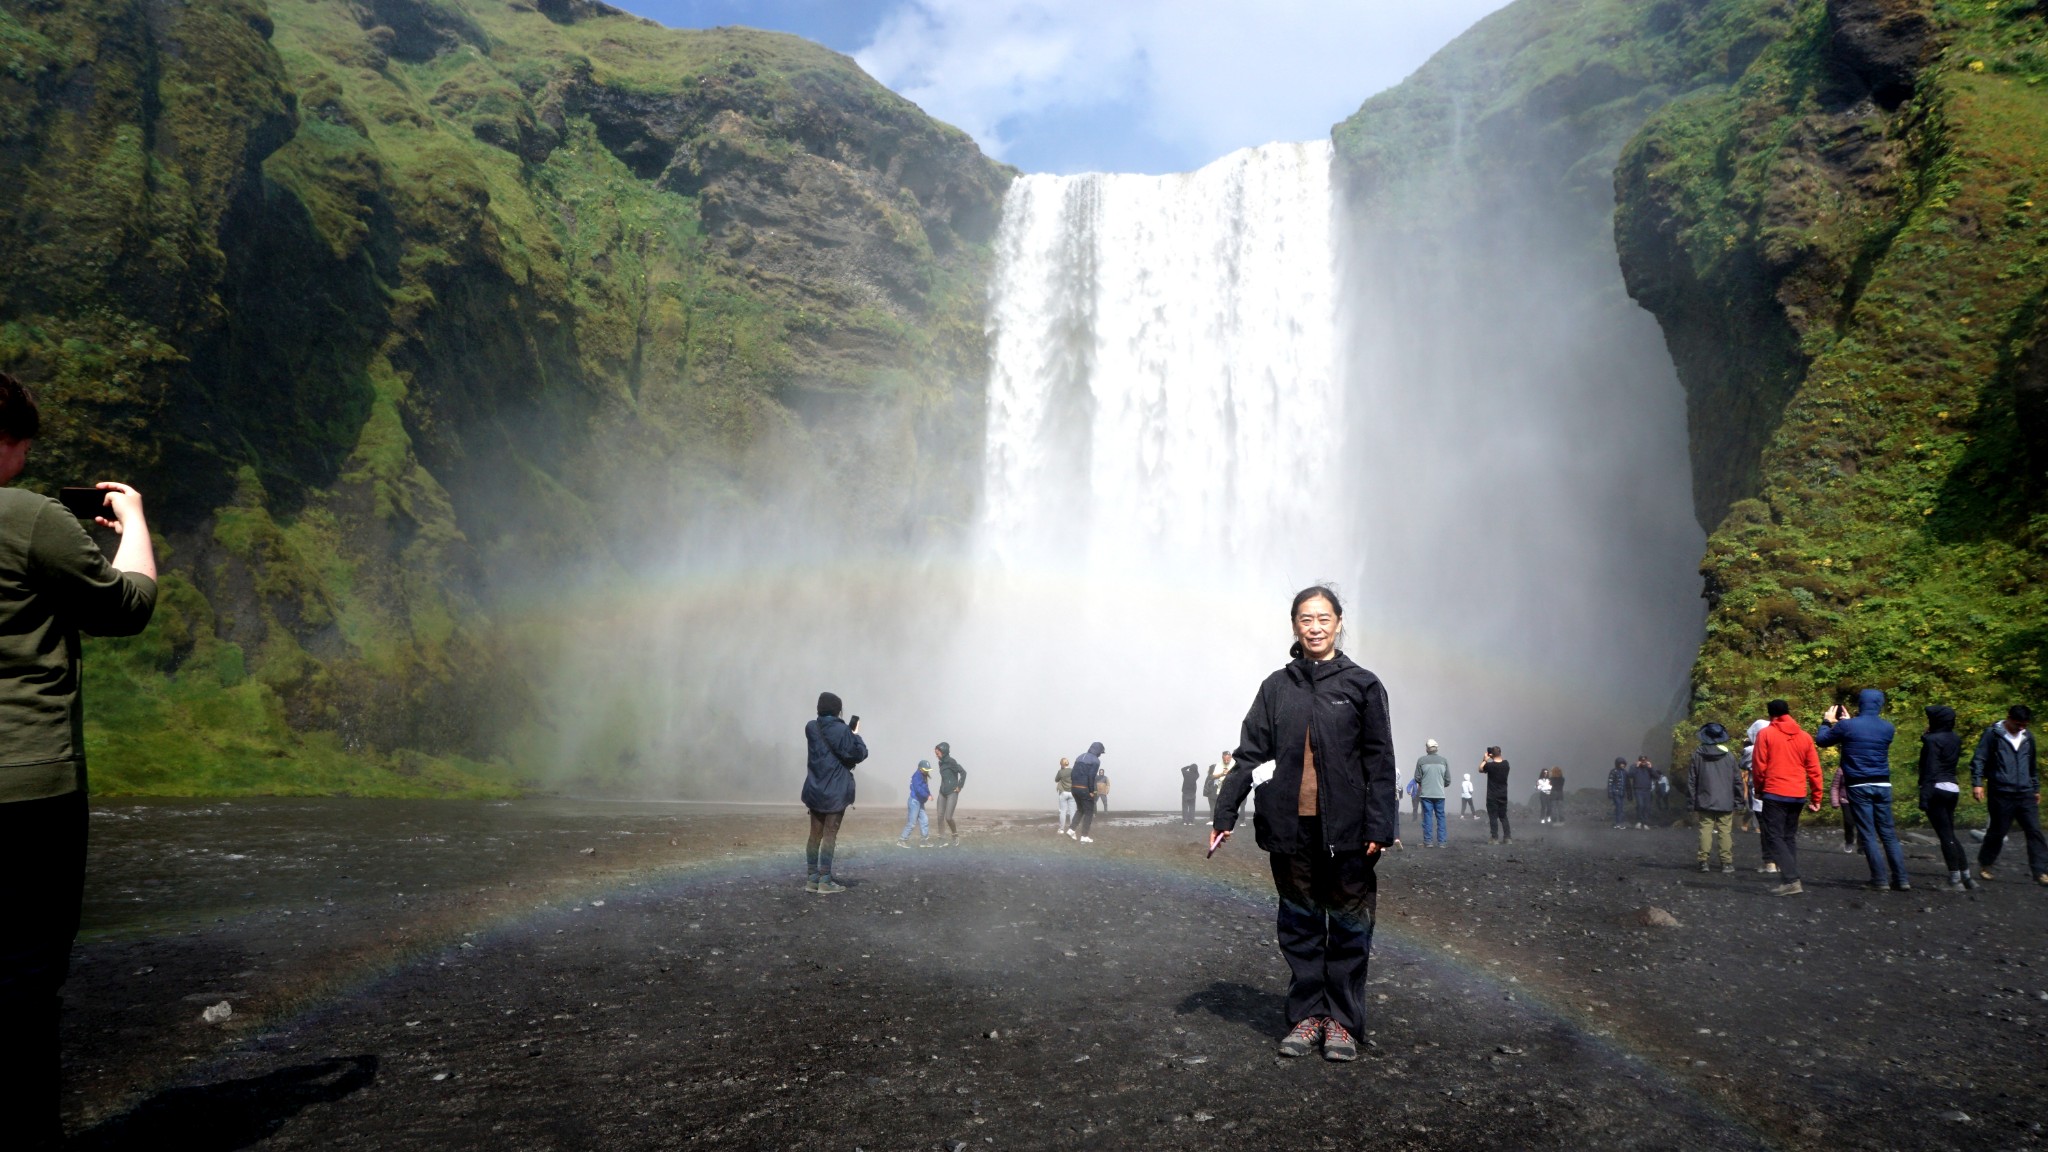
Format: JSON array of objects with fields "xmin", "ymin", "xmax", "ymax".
[{"xmin": 1458, "ymin": 773, "xmax": 1476, "ymax": 819}]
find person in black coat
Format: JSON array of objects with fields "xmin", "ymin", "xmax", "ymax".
[
  {"xmin": 1180, "ymin": 763, "xmax": 1200, "ymax": 824},
  {"xmin": 1917, "ymin": 704, "xmax": 1972, "ymax": 889},
  {"xmin": 1211, "ymin": 585, "xmax": 1395, "ymax": 1063},
  {"xmin": 801, "ymin": 692, "xmax": 867, "ymax": 894},
  {"xmin": 1068, "ymin": 742, "xmax": 1105, "ymax": 842}
]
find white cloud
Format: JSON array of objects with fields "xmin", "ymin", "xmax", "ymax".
[{"xmin": 855, "ymin": 0, "xmax": 1514, "ymax": 173}]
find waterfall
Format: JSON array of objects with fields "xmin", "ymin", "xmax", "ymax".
[{"xmin": 979, "ymin": 141, "xmax": 1347, "ymax": 590}]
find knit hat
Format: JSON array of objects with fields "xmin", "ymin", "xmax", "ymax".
[{"xmin": 817, "ymin": 692, "xmax": 842, "ymax": 717}]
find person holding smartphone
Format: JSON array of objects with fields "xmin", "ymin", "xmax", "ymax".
[
  {"xmin": 801, "ymin": 694, "xmax": 866, "ymax": 893},
  {"xmin": 0, "ymin": 373, "xmax": 158, "ymax": 1148},
  {"xmin": 1209, "ymin": 585, "xmax": 1395, "ymax": 1063}
]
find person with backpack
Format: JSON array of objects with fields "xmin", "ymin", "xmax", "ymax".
[
  {"xmin": 1817, "ymin": 690, "xmax": 1909, "ymax": 892},
  {"xmin": 1068, "ymin": 742, "xmax": 1105, "ymax": 842},
  {"xmin": 1970, "ymin": 705, "xmax": 2044, "ymax": 885},
  {"xmin": 900, "ymin": 761, "xmax": 934, "ymax": 847},
  {"xmin": 1687, "ymin": 723, "xmax": 1740, "ymax": 873}
]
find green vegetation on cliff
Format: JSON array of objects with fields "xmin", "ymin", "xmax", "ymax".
[
  {"xmin": 0, "ymin": 0, "xmax": 1007, "ymax": 794},
  {"xmin": 1616, "ymin": 0, "xmax": 2048, "ymax": 814}
]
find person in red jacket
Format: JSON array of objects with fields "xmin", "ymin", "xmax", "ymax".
[{"xmin": 1751, "ymin": 699, "xmax": 1824, "ymax": 895}]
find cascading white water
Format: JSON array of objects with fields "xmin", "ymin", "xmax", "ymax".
[
  {"xmin": 980, "ymin": 140, "xmax": 1347, "ymax": 590},
  {"xmin": 921, "ymin": 142, "xmax": 1353, "ymax": 796}
]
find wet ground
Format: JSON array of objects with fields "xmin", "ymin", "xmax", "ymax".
[{"xmin": 61, "ymin": 799, "xmax": 2048, "ymax": 1150}]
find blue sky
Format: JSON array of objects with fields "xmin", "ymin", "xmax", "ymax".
[{"xmin": 611, "ymin": 1, "xmax": 1515, "ymax": 174}]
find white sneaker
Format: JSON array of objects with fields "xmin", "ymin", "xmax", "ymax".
[{"xmin": 1079, "ymin": 836, "xmax": 1094, "ymax": 843}]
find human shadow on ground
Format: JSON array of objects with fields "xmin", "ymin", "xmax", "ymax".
[
  {"xmin": 72, "ymin": 1054, "xmax": 379, "ymax": 1151},
  {"xmin": 1176, "ymin": 981, "xmax": 1284, "ymax": 1035}
]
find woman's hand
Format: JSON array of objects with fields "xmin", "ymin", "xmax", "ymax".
[{"xmin": 1365, "ymin": 841, "xmax": 1384, "ymax": 857}]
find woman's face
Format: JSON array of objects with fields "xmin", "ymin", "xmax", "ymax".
[{"xmin": 1293, "ymin": 595, "xmax": 1340, "ymax": 660}]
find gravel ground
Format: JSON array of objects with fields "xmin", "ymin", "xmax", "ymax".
[{"xmin": 58, "ymin": 800, "xmax": 2048, "ymax": 1150}]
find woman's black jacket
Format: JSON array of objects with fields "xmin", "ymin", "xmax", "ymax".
[
  {"xmin": 1212, "ymin": 652, "xmax": 1397, "ymax": 854},
  {"xmin": 1917, "ymin": 704, "xmax": 1961, "ymax": 801}
]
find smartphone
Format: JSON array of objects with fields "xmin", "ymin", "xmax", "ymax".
[
  {"xmin": 849, "ymin": 715, "xmax": 860, "ymax": 731},
  {"xmin": 59, "ymin": 487, "xmax": 108, "ymax": 520}
]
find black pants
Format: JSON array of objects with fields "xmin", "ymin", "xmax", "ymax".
[
  {"xmin": 1269, "ymin": 818, "xmax": 1378, "ymax": 1034},
  {"xmin": 1922, "ymin": 789, "xmax": 1968, "ymax": 874},
  {"xmin": 0, "ymin": 790, "xmax": 88, "ymax": 1149},
  {"xmin": 1760, "ymin": 797, "xmax": 1804, "ymax": 882},
  {"xmin": 1487, "ymin": 798, "xmax": 1510, "ymax": 841},
  {"xmin": 1981, "ymin": 790, "xmax": 2048, "ymax": 876},
  {"xmin": 1072, "ymin": 789, "xmax": 1096, "ymax": 836},
  {"xmin": 937, "ymin": 792, "xmax": 960, "ymax": 838},
  {"xmin": 805, "ymin": 808, "xmax": 845, "ymax": 876},
  {"xmin": 1182, "ymin": 794, "xmax": 1197, "ymax": 824}
]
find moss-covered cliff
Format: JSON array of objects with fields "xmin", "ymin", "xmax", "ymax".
[
  {"xmin": 0, "ymin": 0, "xmax": 1007, "ymax": 794},
  {"xmin": 1616, "ymin": 0, "xmax": 2048, "ymax": 804}
]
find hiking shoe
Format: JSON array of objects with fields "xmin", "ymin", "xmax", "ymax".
[
  {"xmin": 1322, "ymin": 1019, "xmax": 1358, "ymax": 1062},
  {"xmin": 1698, "ymin": 861, "xmax": 1711, "ymax": 873},
  {"xmin": 1718, "ymin": 863, "xmax": 1736, "ymax": 873},
  {"xmin": 1278, "ymin": 1017, "xmax": 1325, "ymax": 1058},
  {"xmin": 1947, "ymin": 872, "xmax": 1968, "ymax": 891},
  {"xmin": 1891, "ymin": 880, "xmax": 1912, "ymax": 892},
  {"xmin": 804, "ymin": 876, "xmax": 820, "ymax": 893},
  {"xmin": 1770, "ymin": 880, "xmax": 1804, "ymax": 896},
  {"xmin": 814, "ymin": 877, "xmax": 846, "ymax": 894}
]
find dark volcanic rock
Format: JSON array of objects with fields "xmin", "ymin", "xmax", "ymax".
[{"xmin": 1826, "ymin": 0, "xmax": 1938, "ymax": 109}]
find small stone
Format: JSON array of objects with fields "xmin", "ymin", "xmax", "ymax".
[
  {"xmin": 579, "ymin": 847, "xmax": 596, "ymax": 856},
  {"xmin": 985, "ymin": 1030, "xmax": 999, "ymax": 1039},
  {"xmin": 200, "ymin": 1001, "xmax": 232, "ymax": 1025},
  {"xmin": 1943, "ymin": 1111, "xmax": 1971, "ymax": 1123},
  {"xmin": 1634, "ymin": 906, "xmax": 1682, "ymax": 928}
]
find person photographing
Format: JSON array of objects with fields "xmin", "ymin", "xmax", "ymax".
[
  {"xmin": 801, "ymin": 693, "xmax": 866, "ymax": 893},
  {"xmin": 0, "ymin": 374, "xmax": 158, "ymax": 1147},
  {"xmin": 1210, "ymin": 585, "xmax": 1396, "ymax": 1063}
]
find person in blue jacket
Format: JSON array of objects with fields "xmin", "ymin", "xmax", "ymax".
[
  {"xmin": 801, "ymin": 692, "xmax": 867, "ymax": 894},
  {"xmin": 1607, "ymin": 758, "xmax": 1629, "ymax": 828},
  {"xmin": 1816, "ymin": 689, "xmax": 1908, "ymax": 891},
  {"xmin": 1068, "ymin": 742, "xmax": 1106, "ymax": 842},
  {"xmin": 900, "ymin": 761, "xmax": 934, "ymax": 847}
]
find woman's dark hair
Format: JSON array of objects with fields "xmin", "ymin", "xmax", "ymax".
[
  {"xmin": 0, "ymin": 372, "xmax": 41, "ymax": 443},
  {"xmin": 1287, "ymin": 584, "xmax": 1344, "ymax": 660}
]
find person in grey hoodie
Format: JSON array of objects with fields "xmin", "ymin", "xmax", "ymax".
[
  {"xmin": 1970, "ymin": 705, "xmax": 2045, "ymax": 884},
  {"xmin": 1687, "ymin": 722, "xmax": 1741, "ymax": 873}
]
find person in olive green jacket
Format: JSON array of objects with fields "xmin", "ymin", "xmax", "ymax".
[{"xmin": 0, "ymin": 374, "xmax": 157, "ymax": 1149}]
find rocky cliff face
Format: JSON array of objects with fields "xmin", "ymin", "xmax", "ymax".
[
  {"xmin": 0, "ymin": 0, "xmax": 1008, "ymax": 794},
  {"xmin": 1615, "ymin": 0, "xmax": 2047, "ymax": 787}
]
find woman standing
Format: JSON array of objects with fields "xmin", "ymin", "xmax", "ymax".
[
  {"xmin": 1210, "ymin": 586, "xmax": 1396, "ymax": 1063},
  {"xmin": 1055, "ymin": 757, "xmax": 1076, "ymax": 835},
  {"xmin": 1918, "ymin": 704, "xmax": 1974, "ymax": 890},
  {"xmin": 801, "ymin": 692, "xmax": 866, "ymax": 894}
]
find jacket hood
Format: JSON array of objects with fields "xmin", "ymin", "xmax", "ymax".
[
  {"xmin": 936, "ymin": 742, "xmax": 950, "ymax": 756},
  {"xmin": 1770, "ymin": 713, "xmax": 1805, "ymax": 735},
  {"xmin": 1087, "ymin": 741, "xmax": 1105, "ymax": 756},
  {"xmin": 1697, "ymin": 743, "xmax": 1729, "ymax": 759},
  {"xmin": 1614, "ymin": 757, "xmax": 1628, "ymax": 768},
  {"xmin": 1925, "ymin": 705, "xmax": 1956, "ymax": 732},
  {"xmin": 1856, "ymin": 689, "xmax": 1885, "ymax": 716}
]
